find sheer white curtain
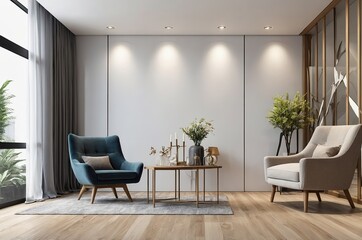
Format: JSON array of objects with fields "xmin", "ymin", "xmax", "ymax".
[{"xmin": 26, "ymin": 0, "xmax": 56, "ymax": 202}]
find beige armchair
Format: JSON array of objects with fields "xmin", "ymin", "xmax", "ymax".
[{"xmin": 264, "ymin": 124, "xmax": 362, "ymax": 212}]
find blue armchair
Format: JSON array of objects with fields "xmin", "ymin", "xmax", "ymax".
[{"xmin": 68, "ymin": 134, "xmax": 143, "ymax": 203}]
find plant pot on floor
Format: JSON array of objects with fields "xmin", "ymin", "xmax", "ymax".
[{"xmin": 0, "ymin": 184, "xmax": 25, "ymax": 204}]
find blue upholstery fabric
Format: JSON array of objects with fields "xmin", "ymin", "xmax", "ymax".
[
  {"xmin": 95, "ymin": 170, "xmax": 138, "ymax": 181},
  {"xmin": 68, "ymin": 134, "xmax": 143, "ymax": 186}
]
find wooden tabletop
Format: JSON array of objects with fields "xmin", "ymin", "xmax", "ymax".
[{"xmin": 144, "ymin": 165, "xmax": 222, "ymax": 170}]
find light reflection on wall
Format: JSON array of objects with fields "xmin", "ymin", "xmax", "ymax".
[
  {"xmin": 112, "ymin": 45, "xmax": 135, "ymax": 73},
  {"xmin": 150, "ymin": 43, "xmax": 184, "ymax": 86},
  {"xmin": 201, "ymin": 43, "xmax": 236, "ymax": 98},
  {"xmin": 259, "ymin": 43, "xmax": 291, "ymax": 78},
  {"xmin": 204, "ymin": 44, "xmax": 232, "ymax": 71},
  {"xmin": 153, "ymin": 44, "xmax": 182, "ymax": 72}
]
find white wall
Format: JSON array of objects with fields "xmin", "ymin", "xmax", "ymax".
[
  {"xmin": 76, "ymin": 35, "xmax": 303, "ymax": 191},
  {"xmin": 109, "ymin": 36, "xmax": 244, "ymax": 191},
  {"xmin": 244, "ymin": 36, "xmax": 303, "ymax": 191},
  {"xmin": 76, "ymin": 36, "xmax": 108, "ymax": 136}
]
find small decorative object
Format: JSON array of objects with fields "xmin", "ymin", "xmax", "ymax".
[
  {"xmin": 204, "ymin": 147, "xmax": 219, "ymax": 165},
  {"xmin": 267, "ymin": 92, "xmax": 313, "ymax": 155},
  {"xmin": 194, "ymin": 154, "xmax": 201, "ymax": 165},
  {"xmin": 182, "ymin": 118, "xmax": 214, "ymax": 165},
  {"xmin": 158, "ymin": 146, "xmax": 171, "ymax": 166},
  {"xmin": 149, "ymin": 147, "xmax": 156, "ymax": 156},
  {"xmin": 169, "ymin": 132, "xmax": 187, "ymax": 165},
  {"xmin": 149, "ymin": 146, "xmax": 171, "ymax": 166}
]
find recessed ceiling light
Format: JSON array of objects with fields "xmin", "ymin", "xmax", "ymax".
[
  {"xmin": 106, "ymin": 26, "xmax": 115, "ymax": 29},
  {"xmin": 165, "ymin": 26, "xmax": 173, "ymax": 30},
  {"xmin": 217, "ymin": 25, "xmax": 226, "ymax": 30},
  {"xmin": 264, "ymin": 26, "xmax": 273, "ymax": 30}
]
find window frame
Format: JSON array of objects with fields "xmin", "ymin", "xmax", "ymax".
[
  {"xmin": 0, "ymin": 0, "xmax": 28, "ymax": 209},
  {"xmin": 0, "ymin": 0, "xmax": 28, "ymax": 59}
]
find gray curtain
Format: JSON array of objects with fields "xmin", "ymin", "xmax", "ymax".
[
  {"xmin": 28, "ymin": 1, "xmax": 79, "ymax": 201},
  {"xmin": 52, "ymin": 18, "xmax": 79, "ymax": 193},
  {"xmin": 28, "ymin": 0, "xmax": 57, "ymax": 202}
]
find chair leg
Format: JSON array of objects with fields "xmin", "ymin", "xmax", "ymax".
[
  {"xmin": 122, "ymin": 184, "xmax": 133, "ymax": 202},
  {"xmin": 343, "ymin": 189, "xmax": 355, "ymax": 209},
  {"xmin": 78, "ymin": 185, "xmax": 87, "ymax": 200},
  {"xmin": 112, "ymin": 187, "xmax": 118, "ymax": 199},
  {"xmin": 270, "ymin": 185, "xmax": 277, "ymax": 202},
  {"xmin": 91, "ymin": 187, "xmax": 98, "ymax": 204},
  {"xmin": 304, "ymin": 191, "xmax": 309, "ymax": 213},
  {"xmin": 316, "ymin": 192, "xmax": 322, "ymax": 202}
]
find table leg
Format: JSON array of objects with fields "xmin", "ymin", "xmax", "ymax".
[
  {"xmin": 194, "ymin": 171, "xmax": 196, "ymax": 194},
  {"xmin": 147, "ymin": 169, "xmax": 149, "ymax": 204},
  {"xmin": 178, "ymin": 169, "xmax": 180, "ymax": 200},
  {"xmin": 152, "ymin": 169, "xmax": 156, "ymax": 208},
  {"xmin": 203, "ymin": 169, "xmax": 205, "ymax": 202},
  {"xmin": 174, "ymin": 170, "xmax": 177, "ymax": 200},
  {"xmin": 217, "ymin": 167, "xmax": 219, "ymax": 204},
  {"xmin": 196, "ymin": 169, "xmax": 199, "ymax": 208}
]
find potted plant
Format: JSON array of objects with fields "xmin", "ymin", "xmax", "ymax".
[
  {"xmin": 267, "ymin": 92, "xmax": 313, "ymax": 155},
  {"xmin": 0, "ymin": 80, "xmax": 25, "ymax": 203},
  {"xmin": 182, "ymin": 118, "xmax": 214, "ymax": 165}
]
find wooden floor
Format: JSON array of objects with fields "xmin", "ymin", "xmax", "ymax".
[{"xmin": 1, "ymin": 191, "xmax": 362, "ymax": 240}]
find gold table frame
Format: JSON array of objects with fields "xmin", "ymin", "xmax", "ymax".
[{"xmin": 144, "ymin": 165, "xmax": 222, "ymax": 208}]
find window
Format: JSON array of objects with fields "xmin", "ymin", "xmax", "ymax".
[
  {"xmin": 0, "ymin": 0, "xmax": 28, "ymax": 49},
  {"xmin": 0, "ymin": 0, "xmax": 28, "ymax": 208}
]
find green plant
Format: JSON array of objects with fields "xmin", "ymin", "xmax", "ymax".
[
  {"xmin": 182, "ymin": 118, "xmax": 214, "ymax": 146},
  {"xmin": 267, "ymin": 92, "xmax": 313, "ymax": 155},
  {"xmin": 0, "ymin": 80, "xmax": 14, "ymax": 141},
  {"xmin": 0, "ymin": 149, "xmax": 25, "ymax": 187},
  {"xmin": 0, "ymin": 80, "xmax": 25, "ymax": 188}
]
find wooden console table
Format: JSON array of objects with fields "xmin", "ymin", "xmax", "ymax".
[{"xmin": 144, "ymin": 165, "xmax": 222, "ymax": 207}]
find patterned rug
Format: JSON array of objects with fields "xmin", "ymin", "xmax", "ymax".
[{"xmin": 17, "ymin": 193, "xmax": 233, "ymax": 215}]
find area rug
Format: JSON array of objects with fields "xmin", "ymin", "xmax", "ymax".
[{"xmin": 16, "ymin": 193, "xmax": 233, "ymax": 215}]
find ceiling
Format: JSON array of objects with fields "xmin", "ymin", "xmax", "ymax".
[{"xmin": 37, "ymin": 0, "xmax": 332, "ymax": 36}]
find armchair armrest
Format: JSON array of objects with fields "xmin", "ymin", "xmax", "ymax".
[
  {"xmin": 299, "ymin": 157, "xmax": 355, "ymax": 190},
  {"xmin": 120, "ymin": 161, "xmax": 144, "ymax": 175},
  {"xmin": 71, "ymin": 159, "xmax": 98, "ymax": 185},
  {"xmin": 264, "ymin": 154, "xmax": 305, "ymax": 182},
  {"xmin": 264, "ymin": 153, "xmax": 305, "ymax": 169}
]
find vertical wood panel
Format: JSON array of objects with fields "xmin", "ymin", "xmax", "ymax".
[
  {"xmin": 303, "ymin": 35, "xmax": 312, "ymax": 145},
  {"xmin": 357, "ymin": 0, "xmax": 361, "ymax": 200},
  {"xmin": 333, "ymin": 8, "xmax": 338, "ymax": 125},
  {"xmin": 302, "ymin": 0, "xmax": 362, "ymax": 202},
  {"xmin": 346, "ymin": 0, "xmax": 350, "ymax": 124},
  {"xmin": 358, "ymin": 0, "xmax": 362, "ymax": 124},
  {"xmin": 315, "ymin": 25, "xmax": 319, "ymax": 101},
  {"xmin": 323, "ymin": 17, "xmax": 327, "ymax": 125}
]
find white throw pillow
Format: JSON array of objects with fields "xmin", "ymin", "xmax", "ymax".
[
  {"xmin": 312, "ymin": 144, "xmax": 341, "ymax": 157},
  {"xmin": 82, "ymin": 156, "xmax": 114, "ymax": 170}
]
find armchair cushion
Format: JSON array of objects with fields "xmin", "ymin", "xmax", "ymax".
[
  {"xmin": 312, "ymin": 144, "xmax": 340, "ymax": 157},
  {"xmin": 95, "ymin": 170, "xmax": 138, "ymax": 181},
  {"xmin": 267, "ymin": 163, "xmax": 299, "ymax": 182},
  {"xmin": 82, "ymin": 156, "xmax": 114, "ymax": 170}
]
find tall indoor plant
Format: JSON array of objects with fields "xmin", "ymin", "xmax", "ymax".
[
  {"xmin": 267, "ymin": 92, "xmax": 312, "ymax": 155},
  {"xmin": 182, "ymin": 118, "xmax": 214, "ymax": 165}
]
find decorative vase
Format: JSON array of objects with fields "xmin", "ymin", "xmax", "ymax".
[
  {"xmin": 189, "ymin": 145, "xmax": 204, "ymax": 165},
  {"xmin": 157, "ymin": 155, "xmax": 170, "ymax": 166}
]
